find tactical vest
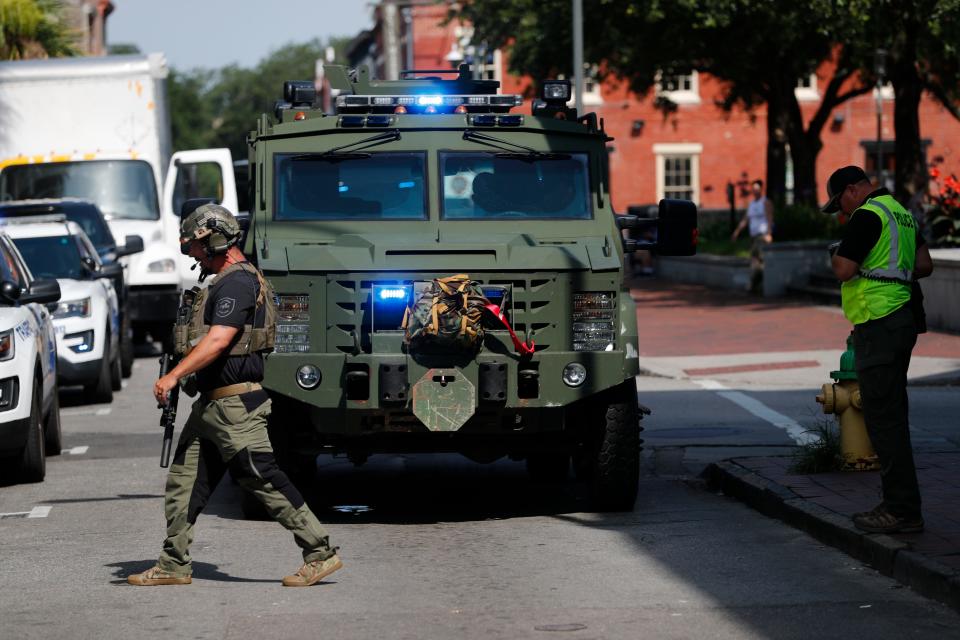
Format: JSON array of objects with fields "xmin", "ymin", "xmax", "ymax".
[
  {"xmin": 173, "ymin": 261, "xmax": 277, "ymax": 357},
  {"xmin": 841, "ymin": 194, "xmax": 917, "ymax": 325}
]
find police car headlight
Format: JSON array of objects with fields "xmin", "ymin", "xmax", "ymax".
[
  {"xmin": 0, "ymin": 330, "xmax": 14, "ymax": 361},
  {"xmin": 54, "ymin": 297, "xmax": 91, "ymax": 319},
  {"xmin": 296, "ymin": 364, "xmax": 321, "ymax": 390},
  {"xmin": 147, "ymin": 259, "xmax": 177, "ymax": 273}
]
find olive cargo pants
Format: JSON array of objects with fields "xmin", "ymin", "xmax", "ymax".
[
  {"xmin": 157, "ymin": 394, "xmax": 336, "ymax": 576},
  {"xmin": 853, "ymin": 304, "xmax": 922, "ymax": 520}
]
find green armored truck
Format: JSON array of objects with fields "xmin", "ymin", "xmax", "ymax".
[{"xmin": 243, "ymin": 66, "xmax": 697, "ymax": 510}]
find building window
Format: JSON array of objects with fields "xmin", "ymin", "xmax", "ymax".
[
  {"xmin": 860, "ymin": 138, "xmax": 931, "ymax": 191},
  {"xmin": 795, "ymin": 73, "xmax": 819, "ymax": 101},
  {"xmin": 654, "ymin": 143, "xmax": 702, "ymax": 204},
  {"xmin": 656, "ymin": 71, "xmax": 700, "ymax": 105},
  {"xmin": 874, "ymin": 81, "xmax": 894, "ymax": 100},
  {"xmin": 581, "ymin": 63, "xmax": 603, "ymax": 105}
]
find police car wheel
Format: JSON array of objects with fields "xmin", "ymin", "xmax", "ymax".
[
  {"xmin": 85, "ymin": 328, "xmax": 114, "ymax": 404},
  {"xmin": 17, "ymin": 384, "xmax": 46, "ymax": 483},
  {"xmin": 110, "ymin": 350, "xmax": 122, "ymax": 392},
  {"xmin": 43, "ymin": 387, "xmax": 62, "ymax": 456},
  {"xmin": 120, "ymin": 318, "xmax": 134, "ymax": 378}
]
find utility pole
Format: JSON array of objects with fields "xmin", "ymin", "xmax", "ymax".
[{"xmin": 573, "ymin": 0, "xmax": 583, "ymax": 110}]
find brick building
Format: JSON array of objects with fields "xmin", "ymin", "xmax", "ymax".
[{"xmin": 348, "ymin": 0, "xmax": 960, "ymax": 212}]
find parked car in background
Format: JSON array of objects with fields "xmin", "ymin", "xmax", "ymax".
[
  {"xmin": 0, "ymin": 199, "xmax": 143, "ymax": 377},
  {"xmin": 0, "ymin": 230, "xmax": 61, "ymax": 482},
  {"xmin": 3, "ymin": 218, "xmax": 122, "ymax": 404}
]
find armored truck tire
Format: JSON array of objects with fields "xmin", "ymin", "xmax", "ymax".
[
  {"xmin": 18, "ymin": 384, "xmax": 46, "ymax": 482},
  {"xmin": 43, "ymin": 387, "xmax": 62, "ymax": 456},
  {"xmin": 583, "ymin": 378, "xmax": 642, "ymax": 511}
]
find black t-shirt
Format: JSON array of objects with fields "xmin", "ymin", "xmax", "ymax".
[
  {"xmin": 196, "ymin": 265, "xmax": 266, "ymax": 393},
  {"xmin": 836, "ymin": 188, "xmax": 925, "ymax": 264}
]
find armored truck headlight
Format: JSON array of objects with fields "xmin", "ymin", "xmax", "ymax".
[
  {"xmin": 54, "ymin": 297, "xmax": 91, "ymax": 319},
  {"xmin": 296, "ymin": 364, "xmax": 321, "ymax": 390},
  {"xmin": 147, "ymin": 258, "xmax": 176, "ymax": 273},
  {"xmin": 562, "ymin": 362, "xmax": 587, "ymax": 387},
  {"xmin": 276, "ymin": 295, "xmax": 311, "ymax": 353},
  {"xmin": 572, "ymin": 292, "xmax": 616, "ymax": 352},
  {"xmin": 542, "ymin": 80, "xmax": 571, "ymax": 103}
]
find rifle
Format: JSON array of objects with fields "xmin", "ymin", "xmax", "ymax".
[
  {"xmin": 158, "ymin": 352, "xmax": 180, "ymax": 468},
  {"xmin": 158, "ymin": 288, "xmax": 196, "ymax": 468}
]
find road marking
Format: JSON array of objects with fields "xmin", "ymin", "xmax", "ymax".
[
  {"xmin": 694, "ymin": 379, "xmax": 816, "ymax": 445},
  {"xmin": 66, "ymin": 446, "xmax": 89, "ymax": 455},
  {"xmin": 0, "ymin": 506, "xmax": 52, "ymax": 520},
  {"xmin": 61, "ymin": 408, "xmax": 112, "ymax": 417}
]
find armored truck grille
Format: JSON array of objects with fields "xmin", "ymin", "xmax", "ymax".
[{"xmin": 325, "ymin": 275, "xmax": 565, "ymax": 354}]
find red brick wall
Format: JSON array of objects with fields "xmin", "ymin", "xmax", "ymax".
[{"xmin": 408, "ymin": 6, "xmax": 960, "ymax": 212}]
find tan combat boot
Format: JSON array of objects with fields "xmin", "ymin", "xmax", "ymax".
[
  {"xmin": 127, "ymin": 565, "xmax": 192, "ymax": 586},
  {"xmin": 282, "ymin": 554, "xmax": 343, "ymax": 587}
]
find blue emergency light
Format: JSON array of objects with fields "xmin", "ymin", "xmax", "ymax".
[
  {"xmin": 372, "ymin": 284, "xmax": 412, "ymax": 331},
  {"xmin": 416, "ymin": 96, "xmax": 443, "ymax": 106}
]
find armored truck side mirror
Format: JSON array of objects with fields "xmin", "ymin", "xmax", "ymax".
[
  {"xmin": 620, "ymin": 199, "xmax": 698, "ymax": 256},
  {"xmin": 20, "ymin": 279, "xmax": 60, "ymax": 305},
  {"xmin": 656, "ymin": 199, "xmax": 698, "ymax": 256}
]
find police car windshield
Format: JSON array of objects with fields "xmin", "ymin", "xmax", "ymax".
[
  {"xmin": 274, "ymin": 152, "xmax": 427, "ymax": 220},
  {"xmin": 441, "ymin": 152, "xmax": 592, "ymax": 220},
  {"xmin": 12, "ymin": 236, "xmax": 84, "ymax": 280},
  {"xmin": 0, "ymin": 160, "xmax": 160, "ymax": 221}
]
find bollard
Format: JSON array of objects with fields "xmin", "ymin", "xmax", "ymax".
[{"xmin": 815, "ymin": 334, "xmax": 880, "ymax": 471}]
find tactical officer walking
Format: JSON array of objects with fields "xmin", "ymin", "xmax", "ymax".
[
  {"xmin": 823, "ymin": 166, "xmax": 934, "ymax": 534},
  {"xmin": 127, "ymin": 204, "xmax": 341, "ymax": 587}
]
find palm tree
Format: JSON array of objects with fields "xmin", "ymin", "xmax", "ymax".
[{"xmin": 0, "ymin": 0, "xmax": 76, "ymax": 60}]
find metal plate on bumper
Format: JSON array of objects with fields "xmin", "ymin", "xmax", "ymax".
[{"xmin": 411, "ymin": 368, "xmax": 476, "ymax": 432}]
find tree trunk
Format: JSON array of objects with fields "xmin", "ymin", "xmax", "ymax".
[
  {"xmin": 781, "ymin": 87, "xmax": 822, "ymax": 208},
  {"xmin": 892, "ymin": 67, "xmax": 926, "ymax": 208},
  {"xmin": 765, "ymin": 96, "xmax": 788, "ymax": 208}
]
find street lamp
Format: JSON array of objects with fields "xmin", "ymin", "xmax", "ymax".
[{"xmin": 874, "ymin": 48, "xmax": 887, "ymax": 187}]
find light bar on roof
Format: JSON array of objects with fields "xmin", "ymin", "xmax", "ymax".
[{"xmin": 335, "ymin": 94, "xmax": 522, "ymax": 112}]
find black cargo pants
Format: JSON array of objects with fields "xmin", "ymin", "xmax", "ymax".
[{"xmin": 852, "ymin": 304, "xmax": 922, "ymax": 519}]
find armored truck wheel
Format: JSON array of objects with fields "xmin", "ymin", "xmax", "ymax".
[{"xmin": 585, "ymin": 379, "xmax": 641, "ymax": 511}]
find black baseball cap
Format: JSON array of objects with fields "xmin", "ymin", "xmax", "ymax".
[{"xmin": 822, "ymin": 165, "xmax": 869, "ymax": 213}]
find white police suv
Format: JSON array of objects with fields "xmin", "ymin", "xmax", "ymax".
[
  {"xmin": 4, "ymin": 218, "xmax": 122, "ymax": 404},
  {"xmin": 0, "ymin": 230, "xmax": 61, "ymax": 482}
]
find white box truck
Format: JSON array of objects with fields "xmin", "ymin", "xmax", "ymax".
[{"xmin": 0, "ymin": 53, "xmax": 237, "ymax": 345}]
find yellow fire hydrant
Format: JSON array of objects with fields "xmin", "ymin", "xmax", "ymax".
[{"xmin": 815, "ymin": 334, "xmax": 880, "ymax": 471}]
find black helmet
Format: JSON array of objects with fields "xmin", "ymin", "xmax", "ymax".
[{"xmin": 179, "ymin": 203, "xmax": 240, "ymax": 255}]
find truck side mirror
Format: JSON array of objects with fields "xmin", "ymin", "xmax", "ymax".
[
  {"xmin": 655, "ymin": 199, "xmax": 698, "ymax": 256},
  {"xmin": 116, "ymin": 234, "xmax": 144, "ymax": 257}
]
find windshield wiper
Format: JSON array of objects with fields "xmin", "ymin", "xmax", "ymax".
[
  {"xmin": 295, "ymin": 129, "xmax": 401, "ymax": 160},
  {"xmin": 462, "ymin": 130, "xmax": 569, "ymax": 160}
]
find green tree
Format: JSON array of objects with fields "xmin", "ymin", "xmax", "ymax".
[
  {"xmin": 452, "ymin": 0, "xmax": 875, "ymax": 206},
  {"xmin": 0, "ymin": 0, "xmax": 76, "ymax": 60},
  {"xmin": 846, "ymin": 0, "xmax": 960, "ymax": 206}
]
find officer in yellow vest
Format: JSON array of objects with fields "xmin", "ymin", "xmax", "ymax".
[
  {"xmin": 824, "ymin": 166, "xmax": 934, "ymax": 533},
  {"xmin": 127, "ymin": 204, "xmax": 342, "ymax": 587}
]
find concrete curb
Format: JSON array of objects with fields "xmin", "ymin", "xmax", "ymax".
[{"xmin": 703, "ymin": 459, "xmax": 960, "ymax": 612}]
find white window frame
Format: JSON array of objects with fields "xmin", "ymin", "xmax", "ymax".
[
  {"xmin": 795, "ymin": 73, "xmax": 819, "ymax": 101},
  {"xmin": 654, "ymin": 143, "xmax": 702, "ymax": 204},
  {"xmin": 656, "ymin": 71, "xmax": 700, "ymax": 105},
  {"xmin": 580, "ymin": 63, "xmax": 603, "ymax": 106}
]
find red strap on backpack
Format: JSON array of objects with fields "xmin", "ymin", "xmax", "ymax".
[{"xmin": 483, "ymin": 304, "xmax": 535, "ymax": 355}]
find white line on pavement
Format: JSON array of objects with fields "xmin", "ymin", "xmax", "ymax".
[
  {"xmin": 0, "ymin": 506, "xmax": 52, "ymax": 519},
  {"xmin": 66, "ymin": 446, "xmax": 89, "ymax": 455},
  {"xmin": 694, "ymin": 379, "xmax": 816, "ymax": 445},
  {"xmin": 61, "ymin": 407, "xmax": 112, "ymax": 417}
]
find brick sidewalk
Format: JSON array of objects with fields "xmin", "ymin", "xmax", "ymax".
[
  {"xmin": 708, "ymin": 453, "xmax": 960, "ymax": 611},
  {"xmin": 631, "ymin": 278, "xmax": 960, "ymax": 359}
]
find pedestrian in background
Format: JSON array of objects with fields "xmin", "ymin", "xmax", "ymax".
[
  {"xmin": 731, "ymin": 179, "xmax": 774, "ymax": 293},
  {"xmin": 127, "ymin": 204, "xmax": 342, "ymax": 587},
  {"xmin": 823, "ymin": 165, "xmax": 934, "ymax": 534}
]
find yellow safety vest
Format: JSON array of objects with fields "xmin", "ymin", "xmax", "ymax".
[{"xmin": 841, "ymin": 194, "xmax": 917, "ymax": 325}]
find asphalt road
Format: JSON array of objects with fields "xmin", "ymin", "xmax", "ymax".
[{"xmin": 1, "ymin": 355, "xmax": 959, "ymax": 639}]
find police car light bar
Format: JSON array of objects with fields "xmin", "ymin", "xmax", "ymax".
[{"xmin": 336, "ymin": 94, "xmax": 523, "ymax": 114}]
